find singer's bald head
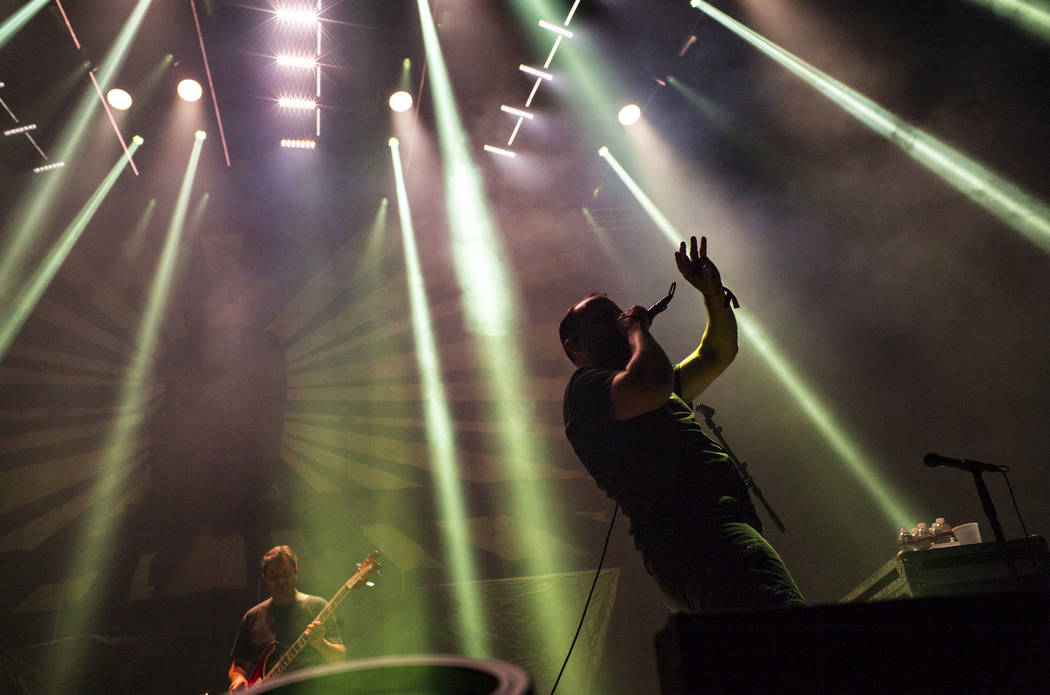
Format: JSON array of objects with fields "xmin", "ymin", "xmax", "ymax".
[{"xmin": 559, "ymin": 293, "xmax": 631, "ymax": 368}]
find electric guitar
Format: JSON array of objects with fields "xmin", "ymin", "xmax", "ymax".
[{"xmin": 246, "ymin": 551, "xmax": 379, "ymax": 686}]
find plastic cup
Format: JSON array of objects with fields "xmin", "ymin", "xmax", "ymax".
[{"xmin": 953, "ymin": 522, "xmax": 982, "ymax": 545}]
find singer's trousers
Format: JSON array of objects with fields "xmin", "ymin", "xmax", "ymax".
[{"xmin": 644, "ymin": 496, "xmax": 806, "ymax": 613}]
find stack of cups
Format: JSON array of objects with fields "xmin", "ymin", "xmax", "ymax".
[{"xmin": 953, "ymin": 522, "xmax": 982, "ymax": 545}]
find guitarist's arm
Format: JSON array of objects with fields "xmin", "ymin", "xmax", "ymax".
[{"xmin": 305, "ymin": 618, "xmax": 346, "ymax": 663}]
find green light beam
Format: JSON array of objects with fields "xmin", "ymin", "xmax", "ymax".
[
  {"xmin": 0, "ymin": 0, "xmax": 154, "ymax": 301},
  {"xmin": 390, "ymin": 138, "xmax": 488, "ymax": 657},
  {"xmin": 416, "ymin": 0, "xmax": 575, "ymax": 675},
  {"xmin": 737, "ymin": 315, "xmax": 914, "ymax": 526},
  {"xmin": 399, "ymin": 57, "xmax": 412, "ymax": 91},
  {"xmin": 0, "ymin": 139, "xmax": 143, "ymax": 361},
  {"xmin": 962, "ymin": 0, "xmax": 1050, "ymax": 43},
  {"xmin": 597, "ymin": 146, "xmax": 679, "ymax": 247},
  {"xmin": 122, "ymin": 198, "xmax": 157, "ymax": 263},
  {"xmin": 48, "ymin": 133, "xmax": 205, "ymax": 692},
  {"xmin": 598, "ymin": 144, "xmax": 916, "ymax": 528},
  {"xmin": 361, "ymin": 198, "xmax": 389, "ymax": 272},
  {"xmin": 0, "ymin": 0, "xmax": 50, "ymax": 50},
  {"xmin": 581, "ymin": 207, "xmax": 630, "ymax": 277},
  {"xmin": 690, "ymin": 0, "xmax": 1050, "ymax": 254}
]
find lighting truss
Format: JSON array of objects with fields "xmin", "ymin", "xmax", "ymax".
[
  {"xmin": 483, "ymin": 0, "xmax": 582, "ymax": 157},
  {"xmin": 270, "ymin": 0, "xmax": 324, "ymax": 142},
  {"xmin": 88, "ymin": 69, "xmax": 138, "ymax": 175},
  {"xmin": 191, "ymin": 0, "xmax": 231, "ymax": 166}
]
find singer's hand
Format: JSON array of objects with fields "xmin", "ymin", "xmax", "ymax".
[
  {"xmin": 675, "ymin": 236, "xmax": 723, "ymax": 297},
  {"xmin": 615, "ymin": 305, "xmax": 651, "ymax": 336}
]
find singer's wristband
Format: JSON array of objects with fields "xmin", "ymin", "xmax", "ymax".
[{"xmin": 704, "ymin": 286, "xmax": 740, "ymax": 308}]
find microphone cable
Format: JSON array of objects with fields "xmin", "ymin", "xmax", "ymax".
[{"xmin": 549, "ymin": 503, "xmax": 619, "ymax": 695}]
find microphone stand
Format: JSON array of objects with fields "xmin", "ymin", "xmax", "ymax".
[
  {"xmin": 969, "ymin": 469, "xmax": 1018, "ymax": 581},
  {"xmin": 696, "ymin": 404, "xmax": 786, "ymax": 533}
]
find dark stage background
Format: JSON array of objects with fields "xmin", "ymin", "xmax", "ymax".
[{"xmin": 1, "ymin": 1, "xmax": 1048, "ymax": 693}]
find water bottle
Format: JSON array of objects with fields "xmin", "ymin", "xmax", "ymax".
[
  {"xmin": 897, "ymin": 527, "xmax": 915, "ymax": 553},
  {"xmin": 914, "ymin": 523, "xmax": 934, "ymax": 550},
  {"xmin": 930, "ymin": 517, "xmax": 956, "ymax": 545}
]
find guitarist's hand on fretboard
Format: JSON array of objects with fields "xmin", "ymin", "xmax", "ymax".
[{"xmin": 304, "ymin": 619, "xmax": 326, "ymax": 648}]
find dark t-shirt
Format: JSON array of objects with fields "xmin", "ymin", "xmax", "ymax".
[
  {"xmin": 563, "ymin": 364, "xmax": 760, "ymax": 559},
  {"xmin": 230, "ymin": 593, "xmax": 342, "ymax": 677}
]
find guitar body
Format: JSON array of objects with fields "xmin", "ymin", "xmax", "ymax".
[{"xmin": 246, "ymin": 642, "xmax": 277, "ymax": 686}]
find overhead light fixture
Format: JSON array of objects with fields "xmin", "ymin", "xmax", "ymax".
[
  {"xmin": 500, "ymin": 105, "xmax": 534, "ymax": 120},
  {"xmin": 538, "ymin": 20, "xmax": 573, "ymax": 38},
  {"xmin": 280, "ymin": 138, "xmax": 316, "ymax": 149},
  {"xmin": 276, "ymin": 54, "xmax": 316, "ymax": 69},
  {"xmin": 106, "ymin": 88, "xmax": 132, "ymax": 111},
  {"xmin": 275, "ymin": 7, "xmax": 318, "ymax": 24},
  {"xmin": 4, "ymin": 124, "xmax": 38, "ymax": 136},
  {"xmin": 618, "ymin": 104, "xmax": 641, "ymax": 126},
  {"xmin": 483, "ymin": 145, "xmax": 516, "ymax": 158},
  {"xmin": 33, "ymin": 162, "xmax": 65, "ymax": 173},
  {"xmin": 519, "ymin": 65, "xmax": 553, "ymax": 81},
  {"xmin": 177, "ymin": 78, "xmax": 203, "ymax": 102},
  {"xmin": 277, "ymin": 97, "xmax": 317, "ymax": 110},
  {"xmin": 388, "ymin": 90, "xmax": 413, "ymax": 112}
]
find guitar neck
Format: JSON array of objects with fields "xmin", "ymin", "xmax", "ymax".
[{"xmin": 264, "ymin": 559, "xmax": 373, "ymax": 681}]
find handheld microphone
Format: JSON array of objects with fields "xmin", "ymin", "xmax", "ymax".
[
  {"xmin": 694, "ymin": 403, "xmax": 716, "ymax": 417},
  {"xmin": 923, "ymin": 452, "xmax": 1006, "ymax": 474},
  {"xmin": 647, "ymin": 282, "xmax": 676, "ymax": 320}
]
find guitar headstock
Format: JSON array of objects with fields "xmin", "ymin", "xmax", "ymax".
[{"xmin": 356, "ymin": 550, "xmax": 380, "ymax": 578}]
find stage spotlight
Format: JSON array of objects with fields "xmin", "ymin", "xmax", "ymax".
[
  {"xmin": 3, "ymin": 123, "xmax": 37, "ymax": 136},
  {"xmin": 32, "ymin": 162, "xmax": 65, "ymax": 174},
  {"xmin": 483, "ymin": 144, "xmax": 516, "ymax": 158},
  {"xmin": 389, "ymin": 137, "xmax": 399, "ymax": 147},
  {"xmin": 389, "ymin": 90, "xmax": 413, "ymax": 112},
  {"xmin": 618, "ymin": 103, "xmax": 641, "ymax": 126},
  {"xmin": 280, "ymin": 138, "xmax": 316, "ymax": 149},
  {"xmin": 278, "ymin": 97, "xmax": 316, "ymax": 110},
  {"xmin": 177, "ymin": 78, "xmax": 203, "ymax": 102},
  {"xmin": 500, "ymin": 105, "xmax": 533, "ymax": 120},
  {"xmin": 132, "ymin": 134, "xmax": 144, "ymax": 145},
  {"xmin": 195, "ymin": 129, "xmax": 206, "ymax": 140},
  {"xmin": 275, "ymin": 6, "xmax": 318, "ymax": 24},
  {"xmin": 106, "ymin": 88, "xmax": 132, "ymax": 110},
  {"xmin": 519, "ymin": 64, "xmax": 553, "ymax": 81},
  {"xmin": 538, "ymin": 19, "xmax": 574, "ymax": 38},
  {"xmin": 276, "ymin": 54, "xmax": 316, "ymax": 69}
]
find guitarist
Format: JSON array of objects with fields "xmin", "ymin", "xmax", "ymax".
[{"xmin": 228, "ymin": 546, "xmax": 345, "ymax": 691}]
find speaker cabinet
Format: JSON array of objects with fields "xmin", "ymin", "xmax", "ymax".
[{"xmin": 655, "ymin": 590, "xmax": 1050, "ymax": 694}]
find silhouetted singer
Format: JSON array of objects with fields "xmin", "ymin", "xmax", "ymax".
[{"xmin": 559, "ymin": 236, "xmax": 804, "ymax": 612}]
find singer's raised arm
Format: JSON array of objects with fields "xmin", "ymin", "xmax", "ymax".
[{"xmin": 673, "ymin": 236, "xmax": 739, "ymax": 404}]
